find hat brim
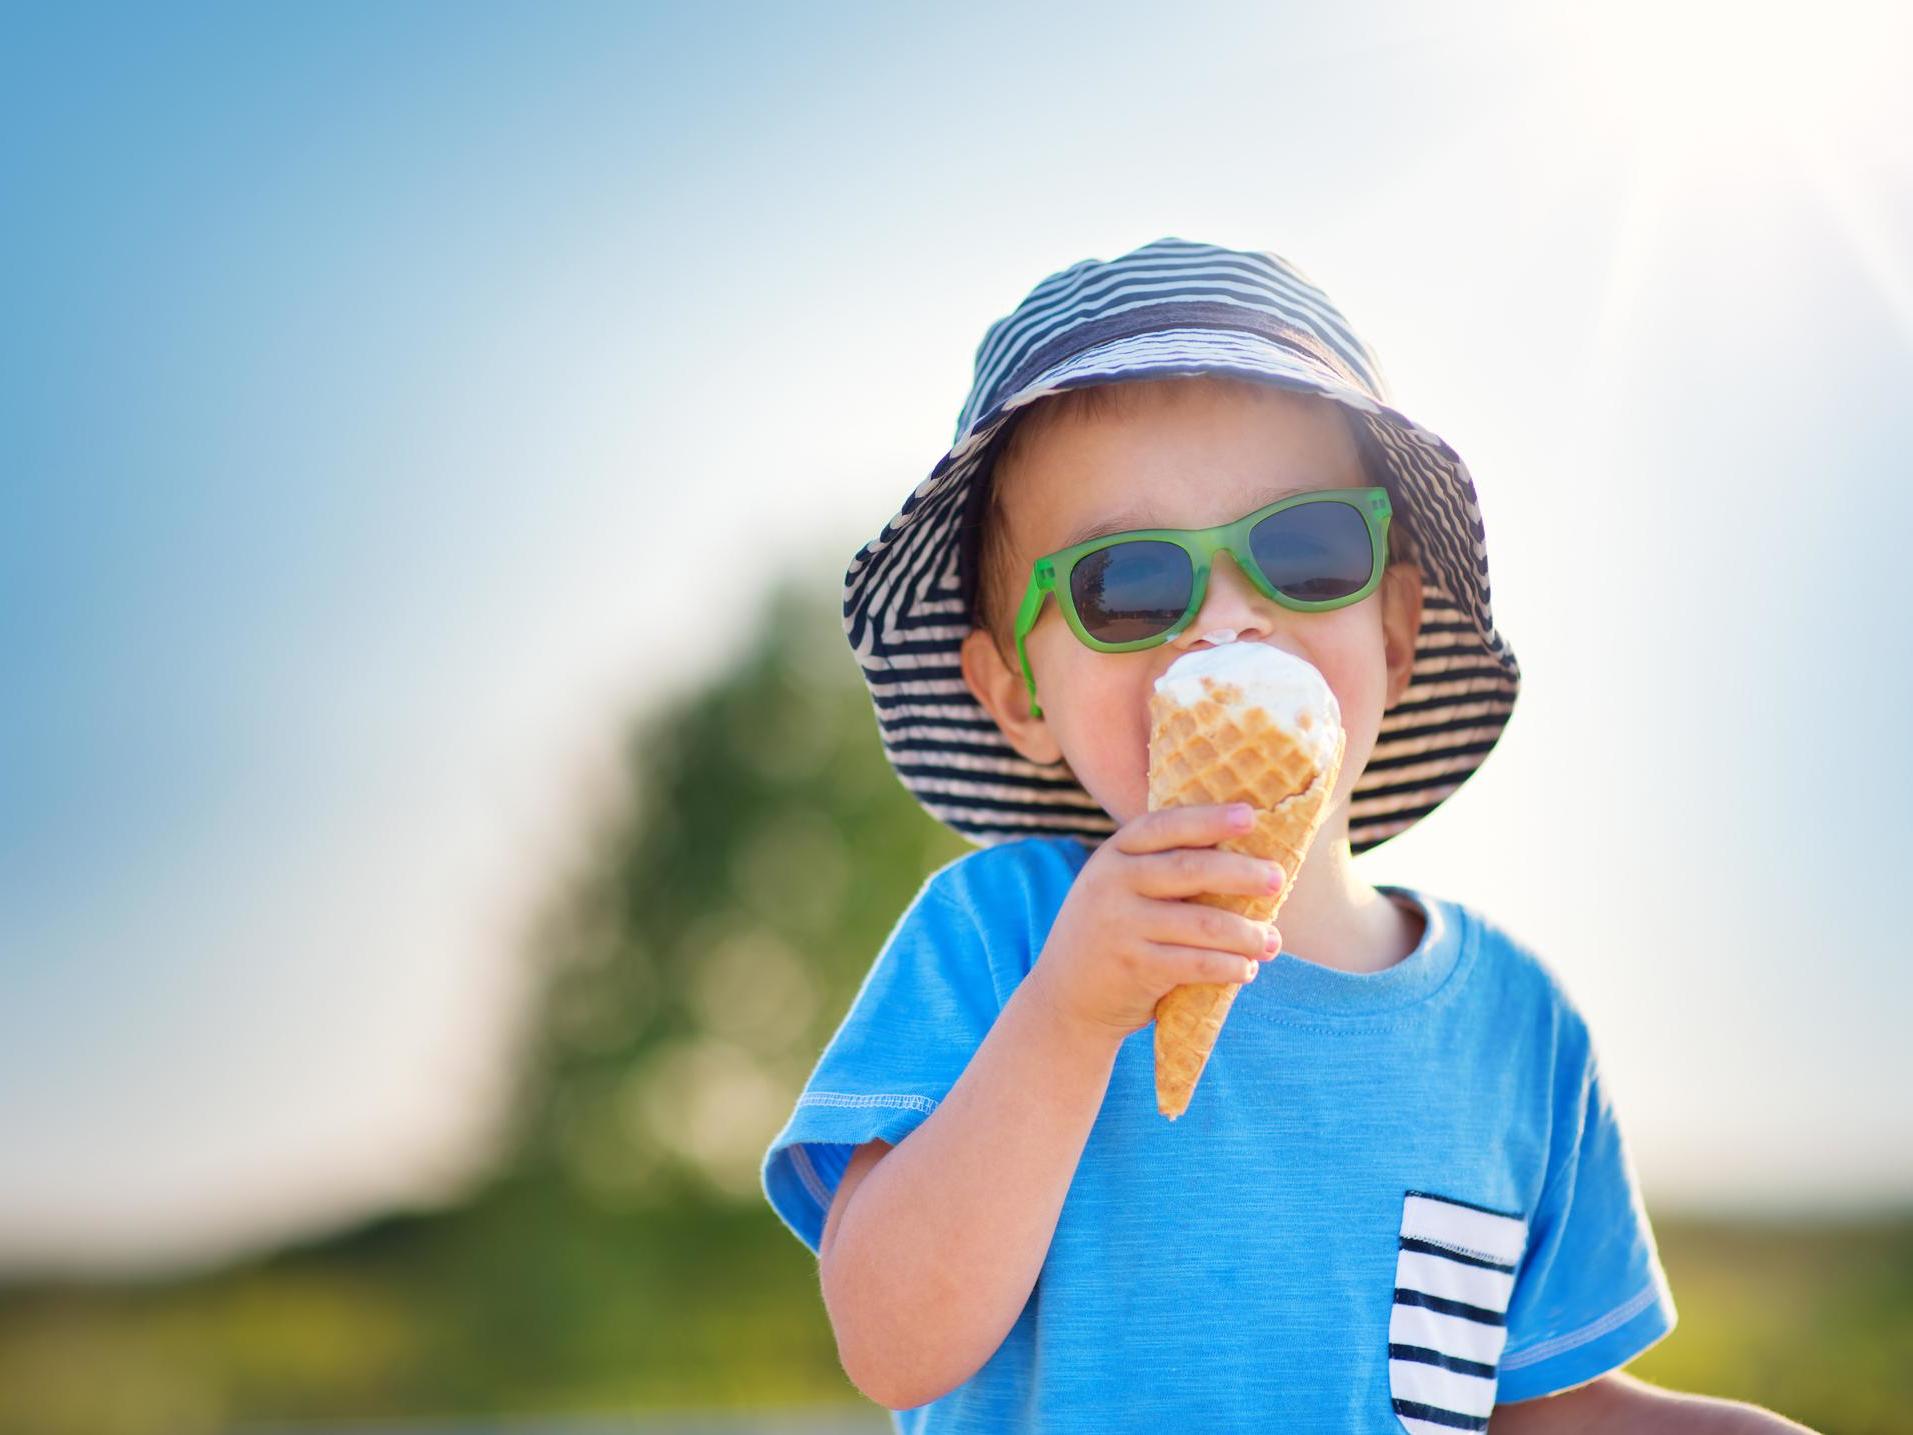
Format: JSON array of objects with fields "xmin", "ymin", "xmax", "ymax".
[{"xmin": 843, "ymin": 328, "xmax": 1520, "ymax": 855}]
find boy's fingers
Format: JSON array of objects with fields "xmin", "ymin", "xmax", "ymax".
[
  {"xmin": 1146, "ymin": 942, "xmax": 1263, "ymax": 988},
  {"xmin": 1114, "ymin": 802, "xmax": 1253, "ymax": 856},
  {"xmin": 1129, "ymin": 847, "xmax": 1283, "ymax": 901},
  {"xmin": 1153, "ymin": 901, "xmax": 1270, "ymax": 960}
]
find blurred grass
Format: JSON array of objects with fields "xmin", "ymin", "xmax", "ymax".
[
  {"xmin": 1629, "ymin": 1212, "xmax": 1913, "ymax": 1428},
  {"xmin": 3, "ymin": 567, "xmax": 1901, "ymax": 1434},
  {"xmin": 0, "ymin": 1198, "xmax": 1906, "ymax": 1434}
]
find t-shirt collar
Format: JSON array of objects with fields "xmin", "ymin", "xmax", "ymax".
[{"xmin": 1237, "ymin": 884, "xmax": 1465, "ymax": 1018}]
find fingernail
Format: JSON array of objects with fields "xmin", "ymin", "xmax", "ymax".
[
  {"xmin": 1245, "ymin": 962, "xmax": 1259, "ymax": 981},
  {"xmin": 1266, "ymin": 865, "xmax": 1285, "ymax": 891},
  {"xmin": 1264, "ymin": 929, "xmax": 1280, "ymax": 952},
  {"xmin": 1230, "ymin": 804, "xmax": 1253, "ymax": 829}
]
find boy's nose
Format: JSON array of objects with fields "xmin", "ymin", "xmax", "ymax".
[{"xmin": 1175, "ymin": 550, "xmax": 1281, "ymax": 648}]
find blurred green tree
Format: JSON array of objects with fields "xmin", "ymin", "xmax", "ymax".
[{"xmin": 486, "ymin": 556, "xmax": 970, "ymax": 1216}]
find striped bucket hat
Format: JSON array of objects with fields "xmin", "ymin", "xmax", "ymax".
[{"xmin": 843, "ymin": 236, "xmax": 1520, "ymax": 855}]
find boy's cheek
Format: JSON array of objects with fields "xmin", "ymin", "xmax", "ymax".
[
  {"xmin": 1309, "ymin": 619, "xmax": 1393, "ymax": 730},
  {"xmin": 1080, "ymin": 711, "xmax": 1154, "ymax": 811},
  {"xmin": 1035, "ymin": 669, "xmax": 1156, "ymax": 822}
]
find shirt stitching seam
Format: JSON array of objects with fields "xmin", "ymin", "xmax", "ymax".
[
  {"xmin": 795, "ymin": 1091, "xmax": 941, "ymax": 1114},
  {"xmin": 788, "ymin": 1140, "xmax": 831, "ymax": 1210},
  {"xmin": 1499, "ymin": 1282, "xmax": 1664, "ymax": 1370},
  {"xmin": 1526, "ymin": 1059, "xmax": 1599, "ymax": 1244},
  {"xmin": 1410, "ymin": 1234, "xmax": 1518, "ymax": 1267}
]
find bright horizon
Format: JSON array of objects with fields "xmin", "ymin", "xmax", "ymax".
[{"xmin": 4, "ymin": 0, "xmax": 1910, "ymax": 1277}]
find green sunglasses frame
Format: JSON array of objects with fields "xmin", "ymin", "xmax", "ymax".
[{"xmin": 1011, "ymin": 485, "xmax": 1393, "ymax": 718}]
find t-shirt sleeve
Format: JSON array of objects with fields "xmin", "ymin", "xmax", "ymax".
[
  {"xmin": 1496, "ymin": 1038, "xmax": 1679, "ymax": 1403},
  {"xmin": 759, "ymin": 870, "xmax": 1010, "ymax": 1258}
]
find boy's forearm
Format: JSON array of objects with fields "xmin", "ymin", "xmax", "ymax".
[
  {"xmin": 820, "ymin": 971, "xmax": 1125, "ymax": 1410},
  {"xmin": 1490, "ymin": 1372, "xmax": 1820, "ymax": 1433},
  {"xmin": 1609, "ymin": 1381, "xmax": 1820, "ymax": 1434}
]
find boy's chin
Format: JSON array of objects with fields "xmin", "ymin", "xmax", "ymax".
[{"xmin": 1080, "ymin": 770, "xmax": 1149, "ymax": 830}]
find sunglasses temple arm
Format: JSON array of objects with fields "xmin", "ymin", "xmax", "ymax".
[
  {"xmin": 1017, "ymin": 627, "xmax": 1043, "ymax": 719},
  {"xmin": 1014, "ymin": 572, "xmax": 1049, "ymax": 720}
]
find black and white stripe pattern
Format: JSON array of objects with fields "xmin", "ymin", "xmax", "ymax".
[
  {"xmin": 843, "ymin": 236, "xmax": 1522, "ymax": 855},
  {"xmin": 1388, "ymin": 1190, "xmax": 1528, "ymax": 1432}
]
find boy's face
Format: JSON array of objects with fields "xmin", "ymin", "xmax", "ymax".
[{"xmin": 960, "ymin": 379, "xmax": 1424, "ymax": 834}]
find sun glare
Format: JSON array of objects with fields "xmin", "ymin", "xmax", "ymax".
[
  {"xmin": 1536, "ymin": 0, "xmax": 1909, "ymax": 157},
  {"xmin": 1509, "ymin": 0, "xmax": 1913, "ymax": 364}
]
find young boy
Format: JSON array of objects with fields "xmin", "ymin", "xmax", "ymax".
[{"xmin": 760, "ymin": 237, "xmax": 1814, "ymax": 1432}]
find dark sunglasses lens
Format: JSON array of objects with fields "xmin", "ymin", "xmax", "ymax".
[
  {"xmin": 1069, "ymin": 540, "xmax": 1193, "ymax": 643},
  {"xmin": 1249, "ymin": 500, "xmax": 1374, "ymax": 600}
]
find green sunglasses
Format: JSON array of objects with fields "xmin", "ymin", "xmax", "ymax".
[{"xmin": 1012, "ymin": 486, "xmax": 1393, "ymax": 718}]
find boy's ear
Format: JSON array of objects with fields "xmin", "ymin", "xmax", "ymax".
[
  {"xmin": 960, "ymin": 627, "xmax": 1064, "ymax": 765},
  {"xmin": 1380, "ymin": 559, "xmax": 1424, "ymax": 712}
]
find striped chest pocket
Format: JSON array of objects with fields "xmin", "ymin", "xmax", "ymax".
[{"xmin": 1387, "ymin": 1189, "xmax": 1528, "ymax": 1433}]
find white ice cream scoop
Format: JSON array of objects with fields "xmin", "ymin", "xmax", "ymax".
[{"xmin": 1154, "ymin": 643, "xmax": 1343, "ymax": 769}]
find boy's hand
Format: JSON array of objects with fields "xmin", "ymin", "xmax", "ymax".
[{"xmin": 1028, "ymin": 803, "xmax": 1283, "ymax": 1042}]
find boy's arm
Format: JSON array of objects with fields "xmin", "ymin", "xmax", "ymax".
[
  {"xmin": 816, "ymin": 972, "xmax": 1125, "ymax": 1411},
  {"xmin": 808, "ymin": 804, "xmax": 1272, "ymax": 1410},
  {"xmin": 1489, "ymin": 1372, "xmax": 1821, "ymax": 1433}
]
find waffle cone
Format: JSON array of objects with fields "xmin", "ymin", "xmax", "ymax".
[{"xmin": 1148, "ymin": 677, "xmax": 1345, "ymax": 1120}]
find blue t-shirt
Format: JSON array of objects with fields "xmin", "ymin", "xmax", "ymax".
[{"xmin": 761, "ymin": 835, "xmax": 1677, "ymax": 1431}]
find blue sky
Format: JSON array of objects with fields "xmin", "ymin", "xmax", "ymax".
[{"xmin": 4, "ymin": 0, "xmax": 1910, "ymax": 1274}]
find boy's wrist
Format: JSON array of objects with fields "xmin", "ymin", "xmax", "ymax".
[{"xmin": 1020, "ymin": 968, "xmax": 1133, "ymax": 1060}]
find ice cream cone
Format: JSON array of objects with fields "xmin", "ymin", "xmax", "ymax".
[{"xmin": 1149, "ymin": 648, "xmax": 1345, "ymax": 1120}]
